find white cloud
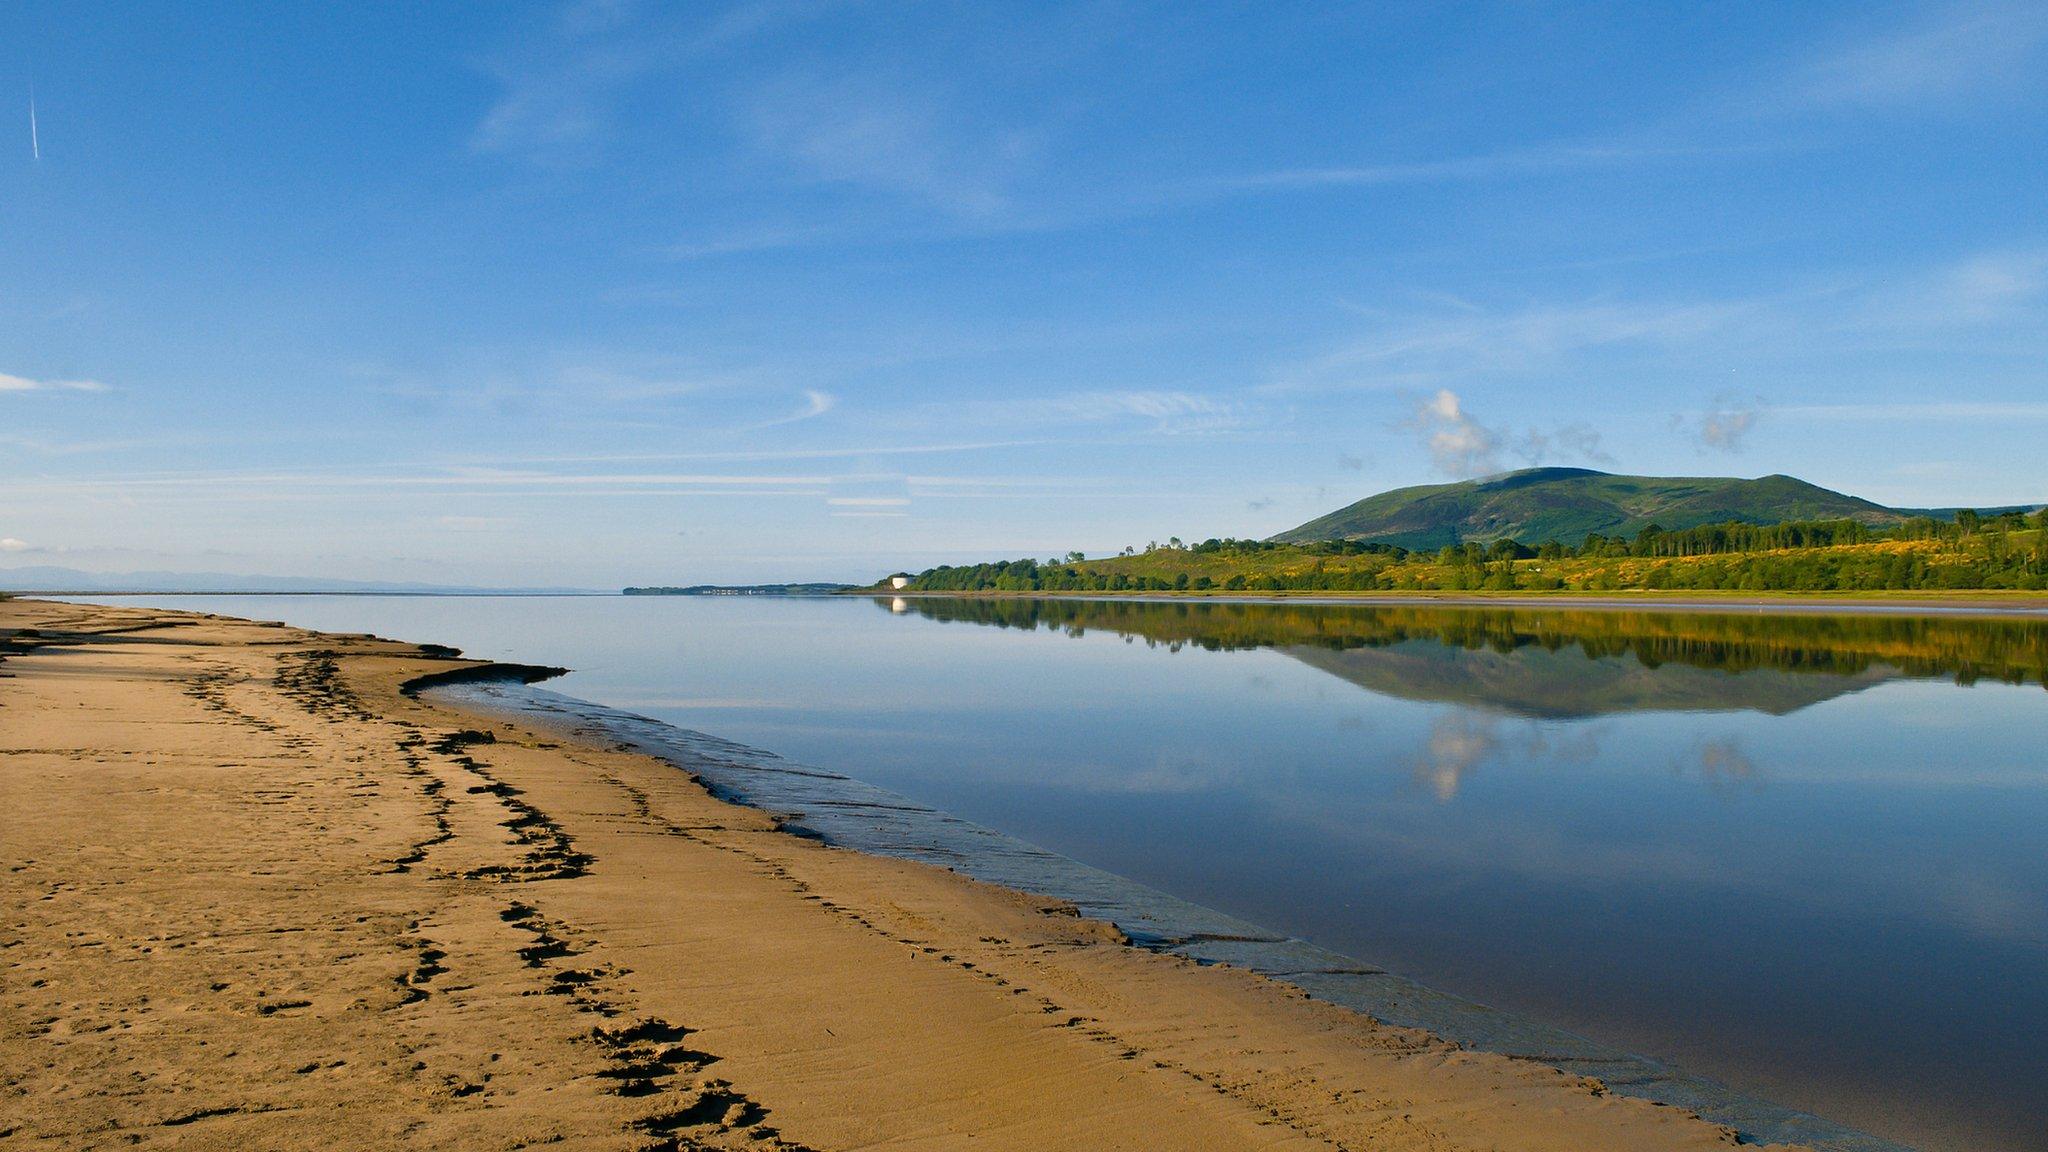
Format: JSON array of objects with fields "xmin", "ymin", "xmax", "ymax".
[
  {"xmin": 1407, "ymin": 390, "xmax": 1612, "ymax": 478},
  {"xmin": 0, "ymin": 371, "xmax": 107, "ymax": 393},
  {"xmin": 1412, "ymin": 390, "xmax": 1501, "ymax": 477},
  {"xmin": 827, "ymin": 497, "xmax": 909, "ymax": 507},
  {"xmin": 0, "ymin": 538, "xmax": 30, "ymax": 552}
]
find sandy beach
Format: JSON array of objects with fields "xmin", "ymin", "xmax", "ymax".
[{"xmin": 1, "ymin": 598, "xmax": 1808, "ymax": 1151}]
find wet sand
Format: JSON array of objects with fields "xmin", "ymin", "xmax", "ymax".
[{"xmin": 2, "ymin": 598, "xmax": 1806, "ymax": 1150}]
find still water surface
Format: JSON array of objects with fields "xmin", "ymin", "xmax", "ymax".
[{"xmin": 77, "ymin": 594, "xmax": 2048, "ymax": 1152}]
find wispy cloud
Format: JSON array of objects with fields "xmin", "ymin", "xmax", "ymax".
[
  {"xmin": 739, "ymin": 69, "xmax": 1027, "ymax": 217},
  {"xmin": 1779, "ymin": 401, "xmax": 2048, "ymax": 421},
  {"xmin": 1278, "ymin": 245, "xmax": 2048, "ymax": 404},
  {"xmin": 496, "ymin": 438, "xmax": 1059, "ymax": 465},
  {"xmin": 1280, "ymin": 297, "xmax": 1753, "ymax": 392},
  {"xmin": 0, "ymin": 468, "xmax": 841, "ymax": 503},
  {"xmin": 1672, "ymin": 395, "xmax": 1767, "ymax": 454},
  {"xmin": 434, "ymin": 515, "xmax": 513, "ymax": 531},
  {"xmin": 663, "ymin": 224, "xmax": 824, "ymax": 261},
  {"xmin": 826, "ymin": 496, "xmax": 908, "ymax": 507},
  {"xmin": 1226, "ymin": 143, "xmax": 1715, "ymax": 192},
  {"xmin": 1868, "ymin": 249, "xmax": 2048, "ymax": 329},
  {"xmin": 0, "ymin": 371, "xmax": 108, "ymax": 393},
  {"xmin": 749, "ymin": 389, "xmax": 836, "ymax": 429},
  {"xmin": 1798, "ymin": 2, "xmax": 2048, "ymax": 108},
  {"xmin": 1054, "ymin": 390, "xmax": 1237, "ymax": 429},
  {"xmin": 469, "ymin": 1, "xmax": 818, "ymax": 158},
  {"xmin": 0, "ymin": 537, "xmax": 30, "ymax": 552},
  {"xmin": 903, "ymin": 389, "xmax": 1247, "ymax": 437}
]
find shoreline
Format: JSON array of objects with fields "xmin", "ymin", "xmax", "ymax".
[
  {"xmin": 431, "ymin": 674, "xmax": 1907, "ymax": 1152},
  {"xmin": 873, "ymin": 588, "xmax": 2048, "ymax": 616},
  {"xmin": 2, "ymin": 598, "xmax": 1856, "ymax": 1150}
]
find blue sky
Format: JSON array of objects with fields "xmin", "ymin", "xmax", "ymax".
[{"xmin": 2, "ymin": 1, "xmax": 2044, "ymax": 586}]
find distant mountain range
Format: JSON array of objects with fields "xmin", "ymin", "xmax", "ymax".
[
  {"xmin": 0, "ymin": 566, "xmax": 592, "ymax": 595},
  {"xmin": 1272, "ymin": 467, "xmax": 2040, "ymax": 550}
]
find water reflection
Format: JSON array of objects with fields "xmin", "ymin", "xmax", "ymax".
[
  {"xmin": 1416, "ymin": 713, "xmax": 1499, "ymax": 801},
  {"xmin": 867, "ymin": 595, "xmax": 2048, "ymax": 1152},
  {"xmin": 1682, "ymin": 738, "xmax": 1763, "ymax": 795},
  {"xmin": 883, "ymin": 597, "xmax": 2048, "ymax": 718}
]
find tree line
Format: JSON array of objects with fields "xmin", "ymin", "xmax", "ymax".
[{"xmin": 898, "ymin": 511, "xmax": 2048, "ymax": 595}]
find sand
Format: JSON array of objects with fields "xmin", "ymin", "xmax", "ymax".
[{"xmin": 0, "ymin": 598, "xmax": 1803, "ymax": 1151}]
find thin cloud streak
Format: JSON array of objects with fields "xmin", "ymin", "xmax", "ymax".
[
  {"xmin": 496, "ymin": 438, "xmax": 1064, "ymax": 465},
  {"xmin": 748, "ymin": 389, "xmax": 836, "ymax": 429},
  {"xmin": 0, "ymin": 470, "xmax": 838, "ymax": 494},
  {"xmin": 0, "ymin": 371, "xmax": 108, "ymax": 393},
  {"xmin": 1226, "ymin": 143, "xmax": 1723, "ymax": 192},
  {"xmin": 1781, "ymin": 402, "xmax": 2048, "ymax": 421}
]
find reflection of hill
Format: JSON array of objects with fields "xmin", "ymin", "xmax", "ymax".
[
  {"xmin": 883, "ymin": 597, "xmax": 2048, "ymax": 718},
  {"xmin": 1285, "ymin": 641, "xmax": 1895, "ymax": 719}
]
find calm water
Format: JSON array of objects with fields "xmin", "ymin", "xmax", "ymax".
[{"xmin": 73, "ymin": 594, "xmax": 2048, "ymax": 1152}]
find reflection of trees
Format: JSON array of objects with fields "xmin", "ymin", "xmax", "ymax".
[{"xmin": 880, "ymin": 597, "xmax": 2048, "ymax": 688}]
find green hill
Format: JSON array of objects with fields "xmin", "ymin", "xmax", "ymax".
[{"xmin": 1272, "ymin": 467, "xmax": 1906, "ymax": 549}]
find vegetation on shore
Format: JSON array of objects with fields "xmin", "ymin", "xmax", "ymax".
[{"xmin": 893, "ymin": 510, "xmax": 2048, "ymax": 596}]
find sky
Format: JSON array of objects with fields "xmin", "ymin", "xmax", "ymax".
[{"xmin": 2, "ymin": 1, "xmax": 2045, "ymax": 587}]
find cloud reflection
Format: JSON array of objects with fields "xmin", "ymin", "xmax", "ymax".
[{"xmin": 1414, "ymin": 713, "xmax": 1502, "ymax": 802}]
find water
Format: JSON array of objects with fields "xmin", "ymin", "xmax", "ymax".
[{"xmin": 69, "ymin": 594, "xmax": 2048, "ymax": 1152}]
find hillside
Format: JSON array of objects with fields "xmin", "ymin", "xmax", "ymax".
[{"xmin": 1272, "ymin": 468, "xmax": 1904, "ymax": 549}]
